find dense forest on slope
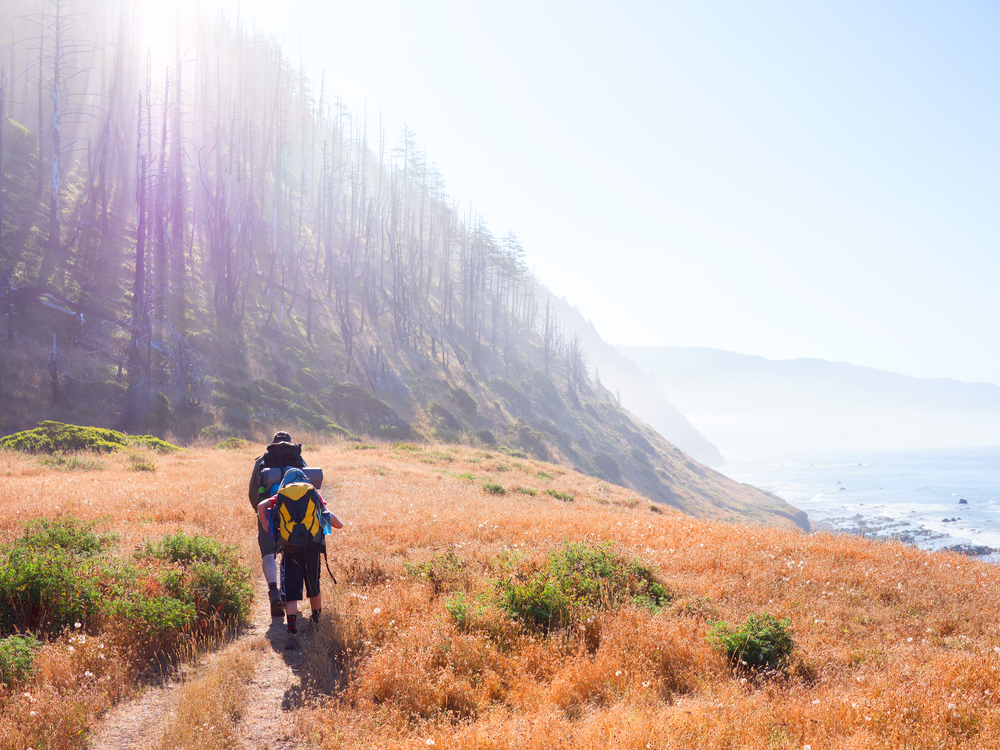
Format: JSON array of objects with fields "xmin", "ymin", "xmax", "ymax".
[{"xmin": 0, "ymin": 0, "xmax": 803, "ymax": 528}]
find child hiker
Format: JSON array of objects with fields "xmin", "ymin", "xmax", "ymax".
[{"xmin": 258, "ymin": 467, "xmax": 343, "ymax": 649}]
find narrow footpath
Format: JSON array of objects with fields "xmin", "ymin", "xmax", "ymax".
[{"xmin": 90, "ymin": 579, "xmax": 308, "ymax": 750}]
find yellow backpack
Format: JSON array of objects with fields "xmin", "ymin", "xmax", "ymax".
[{"xmin": 272, "ymin": 482, "xmax": 324, "ymax": 551}]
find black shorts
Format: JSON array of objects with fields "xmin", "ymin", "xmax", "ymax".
[
  {"xmin": 257, "ymin": 515, "xmax": 278, "ymax": 558},
  {"xmin": 280, "ymin": 547, "xmax": 322, "ymax": 602}
]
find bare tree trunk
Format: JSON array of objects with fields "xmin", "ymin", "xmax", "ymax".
[
  {"xmin": 0, "ymin": 71, "xmax": 5, "ymax": 238},
  {"xmin": 48, "ymin": 1, "xmax": 62, "ymax": 253},
  {"xmin": 36, "ymin": 28, "xmax": 44, "ymax": 198}
]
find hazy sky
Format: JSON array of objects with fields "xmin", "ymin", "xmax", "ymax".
[{"xmin": 200, "ymin": 0, "xmax": 1000, "ymax": 384}]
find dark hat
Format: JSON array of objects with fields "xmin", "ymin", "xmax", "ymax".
[{"xmin": 271, "ymin": 431, "xmax": 292, "ymax": 443}]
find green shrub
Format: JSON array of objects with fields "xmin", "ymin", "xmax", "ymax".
[
  {"xmin": 147, "ymin": 532, "xmax": 252, "ymax": 623},
  {"xmin": 147, "ymin": 531, "xmax": 231, "ymax": 566},
  {"xmin": 444, "ymin": 592, "xmax": 484, "ymax": 631},
  {"xmin": 483, "ymin": 482, "xmax": 507, "ymax": 495},
  {"xmin": 497, "ymin": 542, "xmax": 671, "ymax": 632},
  {"xmin": 129, "ymin": 435, "xmax": 181, "ymax": 453},
  {"xmin": 404, "ymin": 550, "xmax": 467, "ymax": 595},
  {"xmin": 161, "ymin": 563, "xmax": 252, "ymax": 623},
  {"xmin": 214, "ymin": 437, "xmax": 250, "ymax": 451},
  {"xmin": 450, "ymin": 386, "xmax": 478, "ymax": 416},
  {"xmin": 20, "ymin": 517, "xmax": 118, "ymax": 556},
  {"xmin": 0, "ymin": 547, "xmax": 101, "ymax": 632},
  {"xmin": 474, "ymin": 429, "xmax": 497, "ymax": 445},
  {"xmin": 545, "ymin": 489, "xmax": 574, "ymax": 502},
  {"xmin": 128, "ymin": 452, "xmax": 157, "ymax": 472},
  {"xmin": 0, "ymin": 635, "xmax": 42, "ymax": 686},
  {"xmin": 0, "ymin": 421, "xmax": 180, "ymax": 454},
  {"xmin": 709, "ymin": 612, "xmax": 794, "ymax": 669},
  {"xmin": 104, "ymin": 595, "xmax": 197, "ymax": 634},
  {"xmin": 513, "ymin": 486, "xmax": 537, "ymax": 496}
]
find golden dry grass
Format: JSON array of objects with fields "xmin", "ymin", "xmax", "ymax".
[
  {"xmin": 2, "ymin": 438, "xmax": 1000, "ymax": 748},
  {"xmin": 156, "ymin": 644, "xmax": 257, "ymax": 750}
]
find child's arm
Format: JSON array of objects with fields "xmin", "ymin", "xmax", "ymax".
[
  {"xmin": 315, "ymin": 491, "xmax": 344, "ymax": 529},
  {"xmin": 257, "ymin": 497, "xmax": 275, "ymax": 529}
]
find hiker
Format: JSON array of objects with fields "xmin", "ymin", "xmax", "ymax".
[
  {"xmin": 257, "ymin": 467, "xmax": 343, "ymax": 649},
  {"xmin": 249, "ymin": 431, "xmax": 308, "ymax": 617}
]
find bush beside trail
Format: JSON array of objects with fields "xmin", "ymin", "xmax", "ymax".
[
  {"xmin": 0, "ymin": 518, "xmax": 251, "ymax": 677},
  {"xmin": 0, "ymin": 421, "xmax": 180, "ymax": 454},
  {"xmin": 0, "ymin": 514, "xmax": 252, "ymax": 750}
]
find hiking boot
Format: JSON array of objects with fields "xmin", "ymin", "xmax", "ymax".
[
  {"xmin": 268, "ymin": 586, "xmax": 284, "ymax": 618},
  {"xmin": 284, "ymin": 631, "xmax": 300, "ymax": 650}
]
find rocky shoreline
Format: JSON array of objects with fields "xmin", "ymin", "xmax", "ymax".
[{"xmin": 811, "ymin": 515, "xmax": 997, "ymax": 558}]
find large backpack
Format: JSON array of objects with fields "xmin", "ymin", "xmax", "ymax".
[
  {"xmin": 249, "ymin": 441, "xmax": 307, "ymax": 512},
  {"xmin": 271, "ymin": 482, "xmax": 325, "ymax": 552}
]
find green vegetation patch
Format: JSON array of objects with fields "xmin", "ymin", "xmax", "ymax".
[
  {"xmin": 214, "ymin": 437, "xmax": 251, "ymax": 451},
  {"xmin": 0, "ymin": 635, "xmax": 42, "ymax": 686},
  {"xmin": 709, "ymin": 612, "xmax": 795, "ymax": 670},
  {"xmin": 0, "ymin": 421, "xmax": 181, "ymax": 454},
  {"xmin": 483, "ymin": 482, "xmax": 507, "ymax": 495},
  {"xmin": 36, "ymin": 455, "xmax": 108, "ymax": 471},
  {"xmin": 545, "ymin": 489, "xmax": 575, "ymax": 502},
  {"xmin": 428, "ymin": 402, "xmax": 462, "ymax": 431},
  {"xmin": 20, "ymin": 517, "xmax": 119, "ymax": 556},
  {"xmin": 474, "ymin": 429, "xmax": 497, "ymax": 445},
  {"xmin": 0, "ymin": 518, "xmax": 251, "ymax": 643},
  {"xmin": 450, "ymin": 386, "xmax": 478, "ymax": 416},
  {"xmin": 404, "ymin": 550, "xmax": 468, "ymax": 594},
  {"xmin": 497, "ymin": 542, "xmax": 671, "ymax": 632}
]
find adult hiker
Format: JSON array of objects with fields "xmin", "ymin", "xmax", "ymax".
[{"xmin": 249, "ymin": 430, "xmax": 308, "ymax": 617}]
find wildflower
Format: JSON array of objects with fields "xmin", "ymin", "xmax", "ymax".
[
  {"xmin": 813, "ymin": 699, "xmax": 820, "ymax": 705},
  {"xmin": 29, "ymin": 711, "xmax": 37, "ymax": 717},
  {"xmin": 907, "ymin": 637, "xmax": 913, "ymax": 642},
  {"xmin": 68, "ymin": 645, "xmax": 75, "ymax": 653},
  {"xmin": 948, "ymin": 703, "xmax": 957, "ymax": 709},
  {"xmin": 373, "ymin": 608, "xmax": 382, "ymax": 615},
  {"xmin": 84, "ymin": 671, "xmax": 94, "ymax": 678},
  {"xmin": 74, "ymin": 622, "xmax": 82, "ymax": 629},
  {"xmin": 426, "ymin": 740, "xmax": 435, "ymax": 746},
  {"xmin": 615, "ymin": 670, "xmax": 622, "ymax": 677}
]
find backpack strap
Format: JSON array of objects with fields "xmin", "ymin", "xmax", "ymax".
[{"xmin": 322, "ymin": 548, "xmax": 337, "ymax": 584}]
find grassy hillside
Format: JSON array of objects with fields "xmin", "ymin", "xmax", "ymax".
[{"xmin": 1, "ymin": 439, "xmax": 999, "ymax": 749}]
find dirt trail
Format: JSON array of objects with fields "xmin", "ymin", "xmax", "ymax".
[{"xmin": 90, "ymin": 579, "xmax": 308, "ymax": 750}]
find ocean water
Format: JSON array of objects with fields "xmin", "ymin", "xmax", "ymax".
[{"xmin": 720, "ymin": 447, "xmax": 1000, "ymax": 555}]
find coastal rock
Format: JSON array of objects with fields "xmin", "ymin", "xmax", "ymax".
[
  {"xmin": 942, "ymin": 543, "xmax": 995, "ymax": 557},
  {"xmin": 959, "ymin": 498, "xmax": 968, "ymax": 505}
]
